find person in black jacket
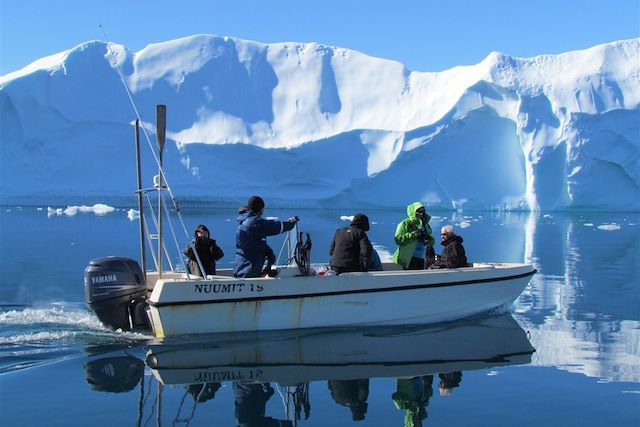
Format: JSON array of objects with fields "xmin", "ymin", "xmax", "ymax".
[
  {"xmin": 430, "ymin": 225, "xmax": 468, "ymax": 269},
  {"xmin": 183, "ymin": 224, "xmax": 224, "ymax": 276},
  {"xmin": 329, "ymin": 213, "xmax": 373, "ymax": 274}
]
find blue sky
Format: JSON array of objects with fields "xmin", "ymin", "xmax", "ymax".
[{"xmin": 1, "ymin": 0, "xmax": 638, "ymax": 75}]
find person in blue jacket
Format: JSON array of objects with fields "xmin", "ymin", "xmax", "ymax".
[{"xmin": 234, "ymin": 195, "xmax": 299, "ymax": 278}]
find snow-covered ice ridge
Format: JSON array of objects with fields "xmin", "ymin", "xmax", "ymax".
[{"xmin": 1, "ymin": 35, "xmax": 638, "ymax": 211}]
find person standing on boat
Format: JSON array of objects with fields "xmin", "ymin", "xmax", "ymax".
[
  {"xmin": 430, "ymin": 225, "xmax": 468, "ymax": 269},
  {"xmin": 183, "ymin": 224, "xmax": 224, "ymax": 276},
  {"xmin": 329, "ymin": 213, "xmax": 373, "ymax": 274},
  {"xmin": 234, "ymin": 195, "xmax": 298, "ymax": 278},
  {"xmin": 392, "ymin": 202, "xmax": 435, "ymax": 270}
]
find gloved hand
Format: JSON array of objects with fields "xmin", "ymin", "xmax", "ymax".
[{"xmin": 288, "ymin": 216, "xmax": 299, "ymax": 223}]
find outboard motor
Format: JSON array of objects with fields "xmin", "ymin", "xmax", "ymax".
[{"xmin": 84, "ymin": 257, "xmax": 150, "ymax": 331}]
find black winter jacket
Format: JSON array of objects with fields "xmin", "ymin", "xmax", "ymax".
[
  {"xmin": 431, "ymin": 235, "xmax": 467, "ymax": 269},
  {"xmin": 329, "ymin": 225, "xmax": 373, "ymax": 273},
  {"xmin": 184, "ymin": 237, "xmax": 224, "ymax": 276}
]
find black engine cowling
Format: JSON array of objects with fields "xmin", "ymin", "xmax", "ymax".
[{"xmin": 84, "ymin": 257, "xmax": 150, "ymax": 331}]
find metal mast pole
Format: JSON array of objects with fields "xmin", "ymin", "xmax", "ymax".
[
  {"xmin": 156, "ymin": 105, "xmax": 166, "ymax": 279},
  {"xmin": 135, "ymin": 120, "xmax": 147, "ymax": 281}
]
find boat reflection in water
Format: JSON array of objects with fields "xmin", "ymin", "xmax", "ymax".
[{"xmin": 85, "ymin": 313, "xmax": 534, "ymax": 426}]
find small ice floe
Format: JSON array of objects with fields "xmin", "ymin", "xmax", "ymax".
[
  {"xmin": 543, "ymin": 214, "xmax": 552, "ymax": 218},
  {"xmin": 486, "ymin": 371, "xmax": 500, "ymax": 376},
  {"xmin": 48, "ymin": 204, "xmax": 116, "ymax": 217},
  {"xmin": 597, "ymin": 224, "xmax": 621, "ymax": 231},
  {"xmin": 583, "ymin": 223, "xmax": 594, "ymax": 227},
  {"xmin": 47, "ymin": 207, "xmax": 64, "ymax": 217},
  {"xmin": 340, "ymin": 215, "xmax": 354, "ymax": 222},
  {"xmin": 458, "ymin": 221, "xmax": 471, "ymax": 229},
  {"xmin": 127, "ymin": 209, "xmax": 140, "ymax": 221}
]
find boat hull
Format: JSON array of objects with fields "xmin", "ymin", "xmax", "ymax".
[{"xmin": 147, "ymin": 263, "xmax": 534, "ymax": 337}]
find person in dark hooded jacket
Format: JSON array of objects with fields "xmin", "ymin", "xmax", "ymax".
[
  {"xmin": 430, "ymin": 225, "xmax": 468, "ymax": 269},
  {"xmin": 234, "ymin": 195, "xmax": 298, "ymax": 278},
  {"xmin": 329, "ymin": 213, "xmax": 373, "ymax": 274},
  {"xmin": 183, "ymin": 224, "xmax": 224, "ymax": 276}
]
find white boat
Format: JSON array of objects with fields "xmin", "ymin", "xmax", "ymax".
[
  {"xmin": 145, "ymin": 313, "xmax": 535, "ymax": 386},
  {"xmin": 83, "ymin": 105, "xmax": 535, "ymax": 338},
  {"xmin": 143, "ymin": 262, "xmax": 534, "ymax": 338}
]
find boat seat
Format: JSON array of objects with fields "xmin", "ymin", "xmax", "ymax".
[{"xmin": 382, "ymin": 262, "xmax": 403, "ymax": 271}]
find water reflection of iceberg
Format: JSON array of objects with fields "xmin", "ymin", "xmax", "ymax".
[
  {"xmin": 146, "ymin": 313, "xmax": 535, "ymax": 386},
  {"xmin": 521, "ymin": 213, "xmax": 640, "ymax": 383}
]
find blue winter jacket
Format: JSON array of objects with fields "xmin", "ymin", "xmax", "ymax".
[{"xmin": 234, "ymin": 210, "xmax": 296, "ymax": 278}]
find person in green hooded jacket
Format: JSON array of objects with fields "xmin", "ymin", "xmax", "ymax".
[{"xmin": 391, "ymin": 202, "xmax": 436, "ymax": 269}]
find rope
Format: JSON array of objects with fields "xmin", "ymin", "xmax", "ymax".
[{"xmin": 100, "ymin": 25, "xmax": 193, "ymax": 271}]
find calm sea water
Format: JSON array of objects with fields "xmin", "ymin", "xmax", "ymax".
[{"xmin": 0, "ymin": 206, "xmax": 638, "ymax": 426}]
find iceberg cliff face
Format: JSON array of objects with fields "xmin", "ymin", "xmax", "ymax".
[{"xmin": 1, "ymin": 35, "xmax": 638, "ymax": 210}]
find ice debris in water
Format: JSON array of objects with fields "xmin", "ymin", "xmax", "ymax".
[
  {"xmin": 597, "ymin": 224, "xmax": 621, "ymax": 231},
  {"xmin": 47, "ymin": 204, "xmax": 115, "ymax": 217},
  {"xmin": 127, "ymin": 209, "xmax": 140, "ymax": 220}
]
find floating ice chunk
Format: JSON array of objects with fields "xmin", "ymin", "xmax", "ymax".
[
  {"xmin": 64, "ymin": 206, "xmax": 79, "ymax": 216},
  {"xmin": 458, "ymin": 221, "xmax": 471, "ymax": 229},
  {"xmin": 47, "ymin": 204, "xmax": 115, "ymax": 217},
  {"xmin": 597, "ymin": 224, "xmax": 621, "ymax": 231},
  {"xmin": 340, "ymin": 215, "xmax": 354, "ymax": 222},
  {"xmin": 47, "ymin": 207, "xmax": 64, "ymax": 217},
  {"xmin": 127, "ymin": 209, "xmax": 140, "ymax": 221},
  {"xmin": 583, "ymin": 223, "xmax": 594, "ymax": 227},
  {"xmin": 80, "ymin": 204, "xmax": 115, "ymax": 215},
  {"xmin": 543, "ymin": 214, "xmax": 552, "ymax": 218}
]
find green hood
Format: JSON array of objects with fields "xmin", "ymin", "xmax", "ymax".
[{"xmin": 406, "ymin": 202, "xmax": 431, "ymax": 223}]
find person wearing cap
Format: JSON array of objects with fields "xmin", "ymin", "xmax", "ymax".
[
  {"xmin": 329, "ymin": 213, "xmax": 373, "ymax": 274},
  {"xmin": 392, "ymin": 202, "xmax": 435, "ymax": 270},
  {"xmin": 234, "ymin": 195, "xmax": 299, "ymax": 278},
  {"xmin": 183, "ymin": 224, "xmax": 224, "ymax": 277}
]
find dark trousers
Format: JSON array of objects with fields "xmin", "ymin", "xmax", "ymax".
[{"xmin": 407, "ymin": 257, "xmax": 425, "ymax": 270}]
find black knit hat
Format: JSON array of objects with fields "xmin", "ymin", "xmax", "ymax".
[
  {"xmin": 246, "ymin": 195, "xmax": 265, "ymax": 213},
  {"xmin": 351, "ymin": 213, "xmax": 370, "ymax": 231}
]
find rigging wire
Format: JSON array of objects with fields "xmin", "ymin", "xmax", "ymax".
[{"xmin": 99, "ymin": 25, "xmax": 192, "ymax": 269}]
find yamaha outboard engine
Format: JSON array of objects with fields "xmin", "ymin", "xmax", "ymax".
[{"xmin": 84, "ymin": 257, "xmax": 150, "ymax": 331}]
